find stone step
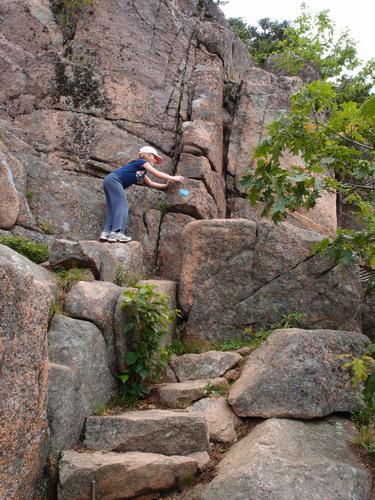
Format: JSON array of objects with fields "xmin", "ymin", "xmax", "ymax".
[
  {"xmin": 58, "ymin": 450, "xmax": 199, "ymax": 500},
  {"xmin": 84, "ymin": 409, "xmax": 209, "ymax": 455},
  {"xmin": 157, "ymin": 378, "xmax": 228, "ymax": 408}
]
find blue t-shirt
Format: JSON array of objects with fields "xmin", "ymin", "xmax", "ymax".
[{"xmin": 111, "ymin": 159, "xmax": 147, "ymax": 188}]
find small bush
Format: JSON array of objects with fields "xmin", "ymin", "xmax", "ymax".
[
  {"xmin": 116, "ymin": 265, "xmax": 139, "ymax": 288},
  {"xmin": 118, "ymin": 283, "xmax": 178, "ymax": 403},
  {"xmin": 0, "ymin": 235, "xmax": 49, "ymax": 264},
  {"xmin": 53, "ymin": 267, "xmax": 95, "ymax": 292}
]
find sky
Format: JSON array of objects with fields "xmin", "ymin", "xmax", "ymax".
[{"xmin": 220, "ymin": 0, "xmax": 375, "ymax": 64}]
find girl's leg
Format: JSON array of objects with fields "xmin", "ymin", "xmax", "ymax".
[
  {"xmin": 103, "ymin": 180, "xmax": 114, "ymax": 232},
  {"xmin": 110, "ymin": 182, "xmax": 127, "ymax": 233},
  {"xmin": 121, "ymin": 191, "xmax": 129, "ymax": 234}
]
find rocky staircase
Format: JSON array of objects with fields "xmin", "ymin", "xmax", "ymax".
[
  {"xmin": 57, "ymin": 343, "xmax": 246, "ymax": 498},
  {"xmin": 58, "ymin": 410, "xmax": 209, "ymax": 499}
]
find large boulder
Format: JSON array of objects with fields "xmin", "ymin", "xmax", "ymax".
[
  {"xmin": 194, "ymin": 418, "xmax": 372, "ymax": 500},
  {"xmin": 179, "ymin": 219, "xmax": 257, "ymax": 342},
  {"xmin": 47, "ymin": 315, "xmax": 115, "ymax": 455},
  {"xmin": 64, "ymin": 281, "xmax": 123, "ymax": 371},
  {"xmin": 228, "ymin": 328, "xmax": 368, "ymax": 418},
  {"xmin": 0, "ymin": 245, "xmax": 53, "ymax": 498},
  {"xmin": 176, "ymin": 154, "xmax": 226, "ymax": 218},
  {"xmin": 49, "ymin": 239, "xmax": 144, "ymax": 283},
  {"xmin": 157, "ymin": 212, "xmax": 195, "ymax": 281},
  {"xmin": 179, "ymin": 219, "xmax": 362, "ymax": 342}
]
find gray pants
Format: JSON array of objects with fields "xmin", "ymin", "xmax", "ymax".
[{"xmin": 103, "ymin": 174, "xmax": 128, "ymax": 233}]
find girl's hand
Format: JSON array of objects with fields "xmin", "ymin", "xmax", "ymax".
[{"xmin": 173, "ymin": 175, "xmax": 184, "ymax": 182}]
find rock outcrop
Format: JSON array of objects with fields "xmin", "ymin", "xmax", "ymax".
[
  {"xmin": 0, "ymin": 0, "xmax": 370, "ymax": 498},
  {"xmin": 193, "ymin": 418, "xmax": 372, "ymax": 500},
  {"xmin": 0, "ymin": 246, "xmax": 54, "ymax": 497},
  {"xmin": 179, "ymin": 220, "xmax": 362, "ymax": 341},
  {"xmin": 228, "ymin": 328, "xmax": 368, "ymax": 418},
  {"xmin": 48, "ymin": 315, "xmax": 115, "ymax": 455}
]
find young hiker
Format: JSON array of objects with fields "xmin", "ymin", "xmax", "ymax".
[{"xmin": 100, "ymin": 146, "xmax": 184, "ymax": 242}]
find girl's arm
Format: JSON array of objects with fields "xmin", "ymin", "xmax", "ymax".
[
  {"xmin": 143, "ymin": 162, "xmax": 184, "ymax": 182},
  {"xmin": 143, "ymin": 176, "xmax": 169, "ymax": 190}
]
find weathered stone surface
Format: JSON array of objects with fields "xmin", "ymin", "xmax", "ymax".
[
  {"xmin": 0, "ymin": 246, "xmax": 52, "ymax": 498},
  {"xmin": 179, "ymin": 219, "xmax": 257, "ymax": 341},
  {"xmin": 158, "ymin": 379, "xmax": 226, "ymax": 408},
  {"xmin": 0, "ymin": 155, "xmax": 20, "ymax": 229},
  {"xmin": 157, "ymin": 212, "xmax": 195, "ymax": 281},
  {"xmin": 84, "ymin": 410, "xmax": 209, "ymax": 455},
  {"xmin": 49, "ymin": 238, "xmax": 144, "ymax": 283},
  {"xmin": 188, "ymin": 397, "xmax": 241, "ymax": 444},
  {"xmin": 194, "ymin": 418, "xmax": 372, "ymax": 500},
  {"xmin": 196, "ymin": 21, "xmax": 252, "ymax": 80},
  {"xmin": 166, "ymin": 178, "xmax": 218, "ymax": 220},
  {"xmin": 182, "ymin": 120, "xmax": 223, "ymax": 175},
  {"xmin": 48, "ymin": 315, "xmax": 115, "ymax": 455},
  {"xmin": 252, "ymin": 221, "xmax": 322, "ymax": 288},
  {"xmin": 188, "ymin": 451, "xmax": 212, "ymax": 472},
  {"xmin": 228, "ymin": 328, "xmax": 368, "ymax": 418},
  {"xmin": 191, "ymin": 48, "xmax": 224, "ymax": 126},
  {"xmin": 170, "ymin": 351, "xmax": 241, "ymax": 381},
  {"xmin": 125, "ymin": 185, "xmax": 168, "ymax": 275},
  {"xmin": 177, "ymin": 154, "xmax": 226, "ymax": 217},
  {"xmin": 224, "ymin": 368, "xmax": 240, "ymax": 382},
  {"xmin": 179, "ymin": 219, "xmax": 362, "ymax": 341},
  {"xmin": 64, "ymin": 281, "xmax": 123, "ymax": 370},
  {"xmin": 241, "ymin": 254, "xmax": 363, "ymax": 332},
  {"xmin": 0, "ymin": 243, "xmax": 57, "ymax": 296},
  {"xmin": 58, "ymin": 450, "xmax": 198, "ymax": 500}
]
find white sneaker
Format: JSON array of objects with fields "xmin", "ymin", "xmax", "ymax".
[
  {"xmin": 108, "ymin": 232, "xmax": 132, "ymax": 243},
  {"xmin": 99, "ymin": 231, "xmax": 109, "ymax": 241}
]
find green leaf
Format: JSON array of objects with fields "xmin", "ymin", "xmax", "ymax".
[
  {"xmin": 359, "ymin": 95, "xmax": 375, "ymax": 119},
  {"xmin": 123, "ymin": 322, "xmax": 135, "ymax": 334},
  {"xmin": 125, "ymin": 352, "xmax": 138, "ymax": 365},
  {"xmin": 119, "ymin": 373, "xmax": 129, "ymax": 383}
]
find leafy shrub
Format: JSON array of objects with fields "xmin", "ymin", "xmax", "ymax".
[
  {"xmin": 340, "ymin": 342, "xmax": 375, "ymax": 455},
  {"xmin": 0, "ymin": 235, "xmax": 49, "ymax": 264},
  {"xmin": 118, "ymin": 283, "xmax": 177, "ymax": 402}
]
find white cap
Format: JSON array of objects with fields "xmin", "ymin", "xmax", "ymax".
[{"xmin": 139, "ymin": 146, "xmax": 163, "ymax": 164}]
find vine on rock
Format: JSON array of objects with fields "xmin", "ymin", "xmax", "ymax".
[{"xmin": 119, "ymin": 283, "xmax": 178, "ymax": 403}]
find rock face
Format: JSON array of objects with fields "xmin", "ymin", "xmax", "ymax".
[
  {"xmin": 58, "ymin": 450, "xmax": 198, "ymax": 500},
  {"xmin": 47, "ymin": 315, "xmax": 115, "ymax": 455},
  {"xmin": 195, "ymin": 418, "xmax": 372, "ymax": 500},
  {"xmin": 0, "ymin": 246, "xmax": 53, "ymax": 498},
  {"xmin": 228, "ymin": 328, "xmax": 368, "ymax": 418},
  {"xmin": 179, "ymin": 219, "xmax": 362, "ymax": 341}
]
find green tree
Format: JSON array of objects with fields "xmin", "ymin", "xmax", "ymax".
[
  {"xmin": 241, "ymin": 81, "xmax": 375, "ymax": 288},
  {"xmin": 228, "ymin": 17, "xmax": 290, "ymax": 65}
]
